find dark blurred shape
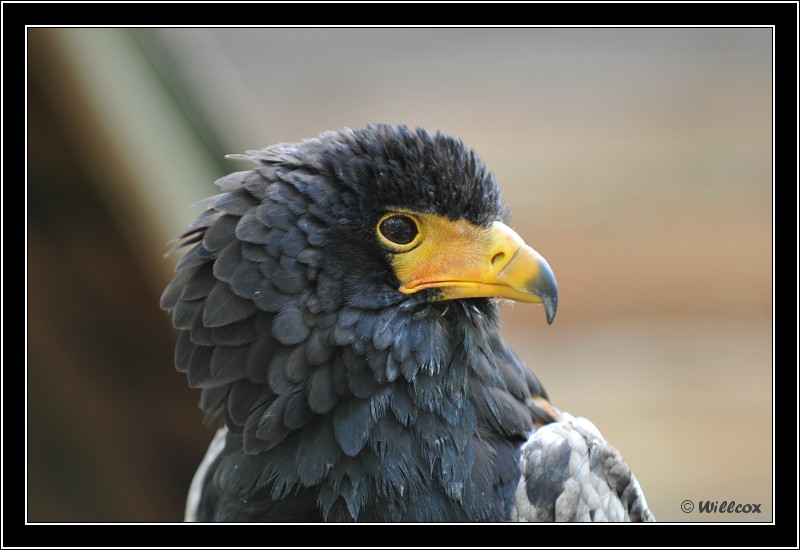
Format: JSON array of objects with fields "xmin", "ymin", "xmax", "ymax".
[{"xmin": 27, "ymin": 31, "xmax": 209, "ymax": 522}]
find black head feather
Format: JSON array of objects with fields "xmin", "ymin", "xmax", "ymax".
[{"xmin": 161, "ymin": 124, "xmax": 554, "ymax": 522}]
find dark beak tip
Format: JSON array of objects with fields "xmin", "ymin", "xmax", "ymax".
[
  {"xmin": 530, "ymin": 266, "xmax": 558, "ymax": 325},
  {"xmin": 543, "ymin": 295, "xmax": 558, "ymax": 325},
  {"xmin": 522, "ymin": 250, "xmax": 558, "ymax": 325}
]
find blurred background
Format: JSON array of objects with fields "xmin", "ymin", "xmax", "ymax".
[{"xmin": 27, "ymin": 28, "xmax": 772, "ymax": 523}]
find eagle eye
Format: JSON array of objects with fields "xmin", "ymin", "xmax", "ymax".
[{"xmin": 377, "ymin": 213, "xmax": 422, "ymax": 251}]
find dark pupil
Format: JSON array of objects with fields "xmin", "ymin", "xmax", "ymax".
[{"xmin": 380, "ymin": 216, "xmax": 417, "ymax": 245}]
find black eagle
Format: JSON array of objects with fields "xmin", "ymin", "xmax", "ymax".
[{"xmin": 161, "ymin": 124, "xmax": 654, "ymax": 522}]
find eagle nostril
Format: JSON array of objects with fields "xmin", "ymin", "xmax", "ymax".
[{"xmin": 490, "ymin": 252, "xmax": 505, "ymax": 268}]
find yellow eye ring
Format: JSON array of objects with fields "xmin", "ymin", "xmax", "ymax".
[{"xmin": 376, "ymin": 212, "xmax": 423, "ymax": 253}]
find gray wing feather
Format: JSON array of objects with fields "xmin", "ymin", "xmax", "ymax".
[
  {"xmin": 513, "ymin": 413, "xmax": 655, "ymax": 522},
  {"xmin": 185, "ymin": 426, "xmax": 228, "ymax": 522}
]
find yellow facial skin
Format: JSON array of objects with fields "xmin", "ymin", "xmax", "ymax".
[{"xmin": 377, "ymin": 211, "xmax": 558, "ymax": 324}]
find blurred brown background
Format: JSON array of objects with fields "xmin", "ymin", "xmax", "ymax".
[{"xmin": 27, "ymin": 28, "xmax": 772, "ymax": 523}]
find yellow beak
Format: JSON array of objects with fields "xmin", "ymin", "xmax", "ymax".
[{"xmin": 389, "ymin": 215, "xmax": 558, "ymax": 324}]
